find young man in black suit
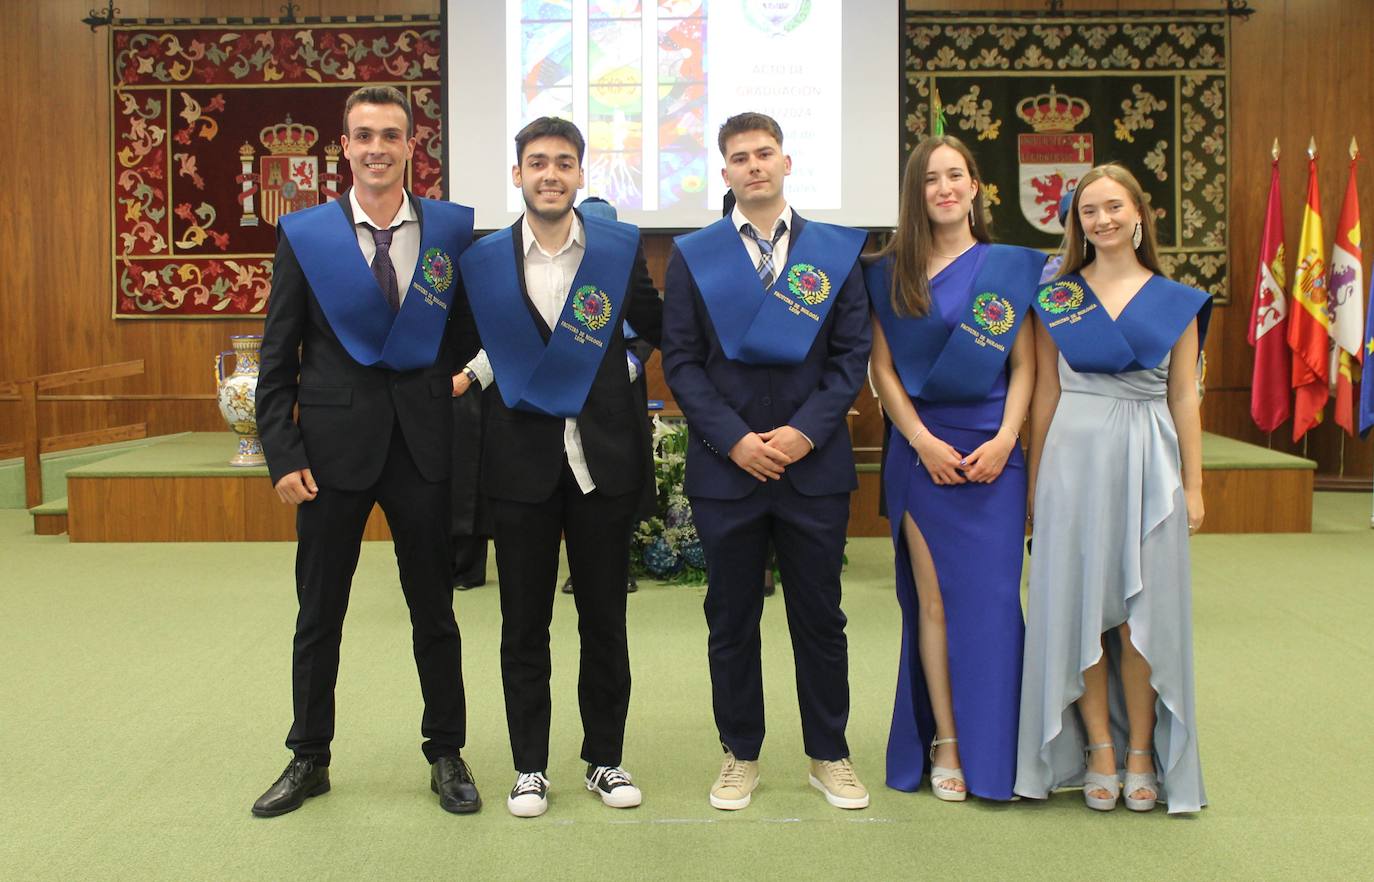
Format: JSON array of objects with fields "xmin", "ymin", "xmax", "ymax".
[
  {"xmin": 252, "ymin": 85, "xmax": 481, "ymax": 817},
  {"xmin": 457, "ymin": 118, "xmax": 662, "ymax": 818}
]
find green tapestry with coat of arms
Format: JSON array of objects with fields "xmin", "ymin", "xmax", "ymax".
[{"xmin": 903, "ymin": 14, "xmax": 1230, "ymax": 302}]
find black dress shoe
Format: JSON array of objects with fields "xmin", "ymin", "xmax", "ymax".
[
  {"xmin": 430, "ymin": 755, "xmax": 481, "ymax": 814},
  {"xmin": 561, "ymin": 577, "xmax": 574, "ymax": 594},
  {"xmin": 627, "ymin": 574, "xmax": 638, "ymax": 594},
  {"xmin": 251, "ymin": 757, "xmax": 330, "ymax": 817}
]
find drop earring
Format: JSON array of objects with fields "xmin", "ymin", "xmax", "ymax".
[{"xmin": 1132, "ymin": 221, "xmax": 1143, "ymax": 249}]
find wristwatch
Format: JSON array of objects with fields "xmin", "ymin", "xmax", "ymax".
[{"xmin": 462, "ymin": 367, "xmax": 479, "ymax": 387}]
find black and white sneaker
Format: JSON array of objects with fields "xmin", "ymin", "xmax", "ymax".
[
  {"xmin": 507, "ymin": 771, "xmax": 550, "ymax": 818},
  {"xmin": 585, "ymin": 764, "xmax": 642, "ymax": 808}
]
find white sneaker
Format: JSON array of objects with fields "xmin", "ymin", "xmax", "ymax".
[
  {"xmin": 507, "ymin": 771, "xmax": 550, "ymax": 817},
  {"xmin": 585, "ymin": 764, "xmax": 642, "ymax": 808}
]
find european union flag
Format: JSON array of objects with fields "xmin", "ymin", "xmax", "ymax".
[{"xmin": 1361, "ymin": 273, "xmax": 1374, "ymax": 437}]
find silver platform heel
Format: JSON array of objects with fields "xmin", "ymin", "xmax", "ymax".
[
  {"xmin": 1082, "ymin": 742, "xmax": 1121, "ymax": 811},
  {"xmin": 927, "ymin": 737, "xmax": 966, "ymax": 802},
  {"xmin": 1123, "ymin": 747, "xmax": 1159, "ymax": 812}
]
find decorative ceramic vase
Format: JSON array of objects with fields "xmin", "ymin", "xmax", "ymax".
[{"xmin": 215, "ymin": 334, "xmax": 266, "ymax": 466}]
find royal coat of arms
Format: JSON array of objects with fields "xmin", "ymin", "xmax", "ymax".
[
  {"xmin": 235, "ymin": 117, "xmax": 343, "ymax": 227},
  {"xmin": 1016, "ymin": 87, "xmax": 1093, "ymax": 235}
]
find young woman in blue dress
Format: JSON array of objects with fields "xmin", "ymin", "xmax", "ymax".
[{"xmin": 867, "ymin": 136, "xmax": 1046, "ymax": 801}]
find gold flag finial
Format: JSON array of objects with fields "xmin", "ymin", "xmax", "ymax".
[
  {"xmin": 1271, "ymin": 138, "xmax": 1280, "ymax": 161},
  {"xmin": 1350, "ymin": 136, "xmax": 1359, "ymax": 160},
  {"xmin": 1308, "ymin": 136, "xmax": 1317, "ymax": 159}
]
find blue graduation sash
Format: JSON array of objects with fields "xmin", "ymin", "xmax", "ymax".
[
  {"xmin": 676, "ymin": 216, "xmax": 866, "ymax": 365},
  {"xmin": 867, "ymin": 244, "xmax": 1045, "ymax": 402},
  {"xmin": 459, "ymin": 214, "xmax": 639, "ymax": 418},
  {"xmin": 1033, "ymin": 273, "xmax": 1213, "ymax": 373},
  {"xmin": 279, "ymin": 197, "xmax": 473, "ymax": 371}
]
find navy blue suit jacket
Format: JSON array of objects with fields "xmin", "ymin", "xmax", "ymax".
[{"xmin": 661, "ymin": 213, "xmax": 872, "ymax": 501}]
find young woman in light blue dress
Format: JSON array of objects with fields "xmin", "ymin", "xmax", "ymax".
[{"xmin": 1016, "ymin": 164, "xmax": 1210, "ymax": 814}]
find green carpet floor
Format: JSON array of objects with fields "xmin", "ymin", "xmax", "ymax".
[{"xmin": 2, "ymin": 494, "xmax": 1371, "ymax": 881}]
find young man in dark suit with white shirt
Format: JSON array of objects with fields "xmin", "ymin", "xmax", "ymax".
[
  {"xmin": 252, "ymin": 85, "xmax": 481, "ymax": 817},
  {"xmin": 456, "ymin": 117, "xmax": 662, "ymax": 818}
]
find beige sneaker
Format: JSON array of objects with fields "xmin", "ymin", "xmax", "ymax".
[
  {"xmin": 809, "ymin": 757, "xmax": 869, "ymax": 809},
  {"xmin": 710, "ymin": 748, "xmax": 760, "ymax": 810}
]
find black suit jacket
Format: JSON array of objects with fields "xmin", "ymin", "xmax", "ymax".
[
  {"xmin": 257, "ymin": 193, "xmax": 480, "ymax": 491},
  {"xmin": 479, "ymin": 214, "xmax": 664, "ymax": 504}
]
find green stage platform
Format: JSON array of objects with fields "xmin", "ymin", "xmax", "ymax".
[{"xmin": 35, "ymin": 431, "xmax": 1321, "ymax": 540}]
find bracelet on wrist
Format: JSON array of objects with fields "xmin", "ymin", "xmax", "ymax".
[{"xmin": 910, "ymin": 427, "xmax": 926, "ymax": 446}]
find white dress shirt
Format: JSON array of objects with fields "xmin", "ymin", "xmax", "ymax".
[
  {"xmin": 732, "ymin": 202, "xmax": 794, "ymax": 279},
  {"xmin": 465, "ymin": 213, "xmax": 598, "ymax": 494},
  {"xmin": 349, "ymin": 187, "xmax": 419, "ymax": 305}
]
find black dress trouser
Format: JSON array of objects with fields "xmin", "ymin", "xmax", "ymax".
[
  {"xmin": 491, "ymin": 461, "xmax": 637, "ymax": 773},
  {"xmin": 286, "ymin": 425, "xmax": 466, "ymax": 765}
]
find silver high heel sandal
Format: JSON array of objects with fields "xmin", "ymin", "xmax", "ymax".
[
  {"xmin": 928, "ymin": 737, "xmax": 966, "ymax": 802},
  {"xmin": 1082, "ymin": 742, "xmax": 1121, "ymax": 811},
  {"xmin": 1123, "ymin": 747, "xmax": 1159, "ymax": 812}
]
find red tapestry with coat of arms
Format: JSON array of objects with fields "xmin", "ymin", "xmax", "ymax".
[{"xmin": 110, "ymin": 19, "xmax": 443, "ymax": 318}]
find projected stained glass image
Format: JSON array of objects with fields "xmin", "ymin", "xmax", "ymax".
[
  {"xmin": 519, "ymin": 7, "xmax": 573, "ymax": 122},
  {"xmin": 588, "ymin": 14, "xmax": 644, "ymax": 208},
  {"xmin": 658, "ymin": 11, "xmax": 705, "ymax": 207},
  {"xmin": 512, "ymin": 0, "xmax": 708, "ymax": 212}
]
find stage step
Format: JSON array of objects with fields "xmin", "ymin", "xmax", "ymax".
[
  {"xmin": 60, "ymin": 432, "xmax": 1316, "ymax": 542},
  {"xmin": 64, "ymin": 433, "xmax": 389, "ymax": 542},
  {"xmin": 848, "ymin": 432, "xmax": 1316, "ymax": 537},
  {"xmin": 0, "ymin": 433, "xmax": 187, "ymax": 510}
]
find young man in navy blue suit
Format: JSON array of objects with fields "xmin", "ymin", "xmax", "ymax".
[{"xmin": 661, "ymin": 112, "xmax": 872, "ymax": 810}]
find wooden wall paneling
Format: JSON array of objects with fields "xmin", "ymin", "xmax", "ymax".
[
  {"xmin": 5, "ymin": 0, "xmax": 1372, "ymax": 481},
  {"xmin": 1, "ymin": 0, "xmax": 440, "ymax": 448}
]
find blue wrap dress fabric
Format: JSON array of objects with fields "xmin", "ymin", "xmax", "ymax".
[
  {"xmin": 1015, "ymin": 354, "xmax": 1206, "ymax": 814},
  {"xmin": 883, "ymin": 246, "xmax": 1026, "ymax": 800}
]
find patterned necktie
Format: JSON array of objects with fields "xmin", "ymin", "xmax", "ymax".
[
  {"xmin": 742, "ymin": 220, "xmax": 787, "ymax": 289},
  {"xmin": 366, "ymin": 224, "xmax": 400, "ymax": 312}
]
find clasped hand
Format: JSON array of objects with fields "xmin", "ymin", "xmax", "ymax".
[
  {"xmin": 729, "ymin": 426, "xmax": 811, "ymax": 482},
  {"xmin": 916, "ymin": 427, "xmax": 1016, "ymax": 485}
]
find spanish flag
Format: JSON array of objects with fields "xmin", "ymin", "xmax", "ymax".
[{"xmin": 1288, "ymin": 145, "xmax": 1330, "ymax": 441}]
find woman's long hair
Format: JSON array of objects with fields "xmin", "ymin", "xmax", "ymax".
[
  {"xmin": 1057, "ymin": 163, "xmax": 1164, "ymax": 278},
  {"xmin": 877, "ymin": 135, "xmax": 992, "ymax": 317}
]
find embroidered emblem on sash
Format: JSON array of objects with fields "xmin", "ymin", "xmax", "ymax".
[
  {"xmin": 972, "ymin": 292, "xmax": 1016, "ymax": 335},
  {"xmin": 572, "ymin": 285, "xmax": 613, "ymax": 331},
  {"xmin": 1038, "ymin": 279, "xmax": 1085, "ymax": 314},
  {"xmin": 786, "ymin": 263, "xmax": 831, "ymax": 306},
  {"xmin": 423, "ymin": 247, "xmax": 454, "ymax": 292}
]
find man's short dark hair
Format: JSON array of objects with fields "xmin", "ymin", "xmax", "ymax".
[
  {"xmin": 342, "ymin": 85, "xmax": 413, "ymax": 138},
  {"xmin": 514, "ymin": 117, "xmax": 587, "ymax": 164},
  {"xmin": 717, "ymin": 112, "xmax": 784, "ymax": 157}
]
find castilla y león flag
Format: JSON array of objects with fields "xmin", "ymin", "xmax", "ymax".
[
  {"xmin": 1288, "ymin": 150, "xmax": 1330, "ymax": 441},
  {"xmin": 1328, "ymin": 150, "xmax": 1364, "ymax": 436},
  {"xmin": 1248, "ymin": 155, "xmax": 1290, "ymax": 433}
]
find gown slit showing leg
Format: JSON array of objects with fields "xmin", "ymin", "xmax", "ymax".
[{"xmin": 884, "ymin": 421, "xmax": 1025, "ymax": 800}]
